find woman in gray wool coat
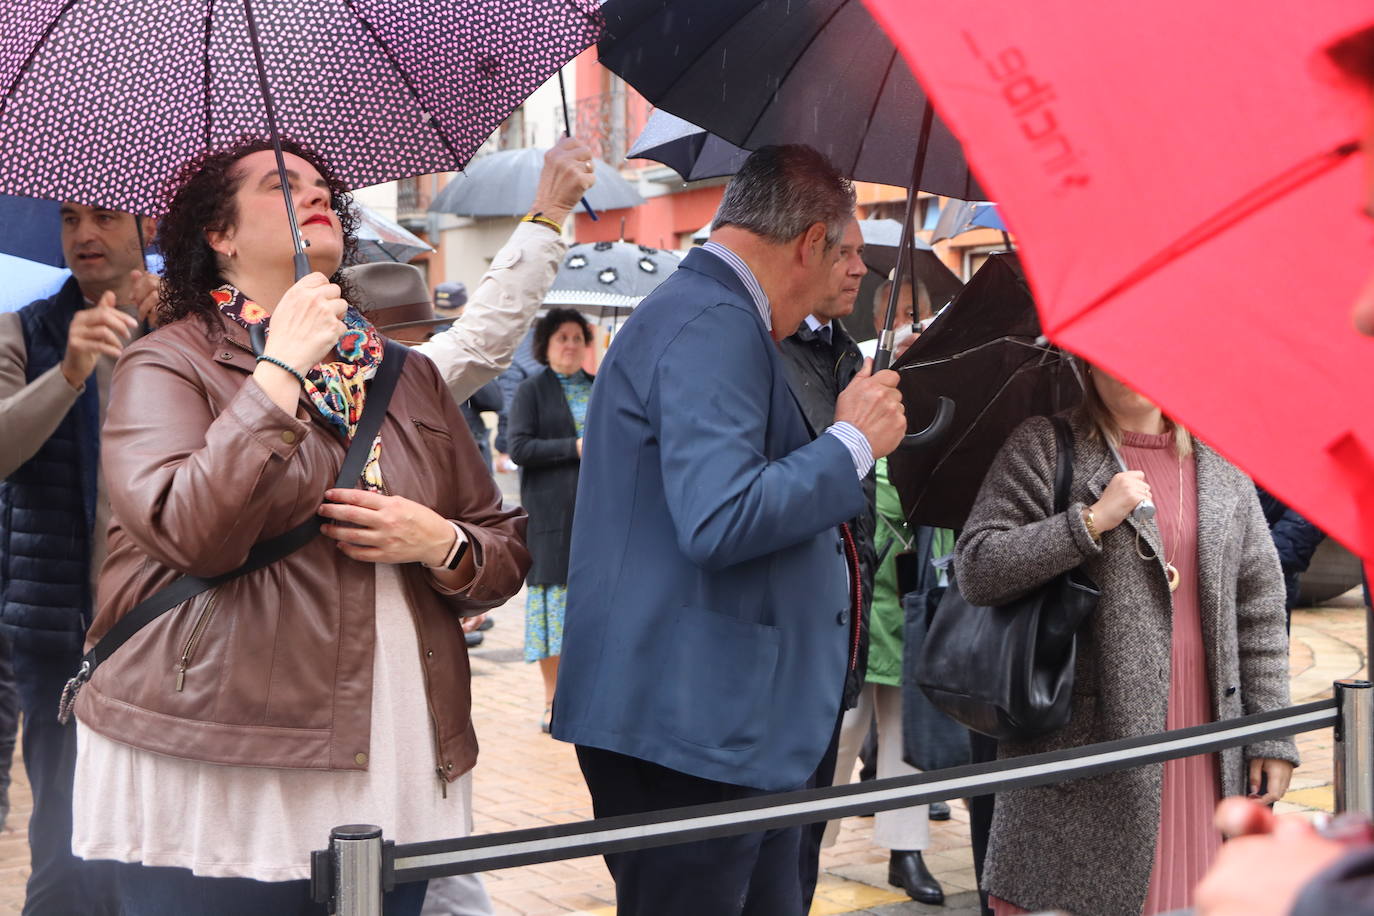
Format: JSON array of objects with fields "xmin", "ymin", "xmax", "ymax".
[{"xmin": 955, "ymin": 365, "xmax": 1296, "ymax": 916}]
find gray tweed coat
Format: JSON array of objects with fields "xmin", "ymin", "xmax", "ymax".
[{"xmin": 954, "ymin": 413, "xmax": 1296, "ymax": 916}]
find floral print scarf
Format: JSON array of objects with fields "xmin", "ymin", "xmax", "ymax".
[{"xmin": 214, "ymin": 284, "xmax": 388, "ymax": 489}]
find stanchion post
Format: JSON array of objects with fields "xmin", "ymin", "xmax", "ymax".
[
  {"xmin": 330, "ymin": 824, "xmax": 384, "ymax": 916},
  {"xmin": 1334, "ymin": 680, "xmax": 1374, "ymax": 817}
]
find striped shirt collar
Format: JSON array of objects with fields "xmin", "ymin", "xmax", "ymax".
[{"xmin": 701, "ymin": 240, "xmax": 771, "ymax": 332}]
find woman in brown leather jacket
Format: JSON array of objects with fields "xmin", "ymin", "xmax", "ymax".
[{"xmin": 68, "ymin": 140, "xmax": 529, "ymax": 915}]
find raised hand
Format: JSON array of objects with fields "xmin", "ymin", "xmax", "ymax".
[
  {"xmin": 262, "ymin": 272, "xmax": 348, "ymax": 374},
  {"xmin": 529, "ymin": 136, "xmax": 597, "ymax": 227},
  {"xmin": 61, "ymin": 291, "xmax": 138, "ymax": 389}
]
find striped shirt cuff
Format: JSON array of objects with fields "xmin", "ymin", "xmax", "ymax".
[{"xmin": 825, "ymin": 422, "xmax": 874, "ymax": 478}]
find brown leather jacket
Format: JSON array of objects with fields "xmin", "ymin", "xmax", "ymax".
[{"xmin": 75, "ymin": 311, "xmax": 529, "ymax": 785}]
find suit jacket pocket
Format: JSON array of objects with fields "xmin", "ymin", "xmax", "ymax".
[{"xmin": 661, "ymin": 607, "xmax": 780, "ymax": 751}]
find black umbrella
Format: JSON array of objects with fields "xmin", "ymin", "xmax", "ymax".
[
  {"xmin": 857, "ymin": 219, "xmax": 963, "ymax": 312},
  {"xmin": 600, "ymin": 0, "xmax": 978, "ymax": 444},
  {"xmin": 429, "ymin": 148, "xmax": 645, "ymax": 217},
  {"xmin": 887, "ymin": 254, "xmax": 1084, "ymax": 530},
  {"xmin": 626, "ymin": 110, "xmax": 752, "ymax": 181},
  {"xmin": 600, "ymin": 0, "xmax": 983, "ymax": 198}
]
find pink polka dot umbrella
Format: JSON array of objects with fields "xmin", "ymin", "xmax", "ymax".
[{"xmin": 0, "ymin": 0, "xmax": 601, "ymax": 273}]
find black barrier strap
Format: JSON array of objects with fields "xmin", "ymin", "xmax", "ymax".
[{"xmin": 370, "ymin": 699, "xmax": 1335, "ymax": 883}]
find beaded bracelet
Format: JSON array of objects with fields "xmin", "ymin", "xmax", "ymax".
[
  {"xmin": 255, "ymin": 354, "xmax": 307, "ymax": 388},
  {"xmin": 521, "ymin": 211, "xmax": 563, "ymax": 235}
]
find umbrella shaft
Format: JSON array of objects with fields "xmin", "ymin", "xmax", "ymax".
[
  {"xmin": 243, "ymin": 0, "xmax": 310, "ymax": 280},
  {"xmin": 876, "ymin": 101, "xmax": 937, "ymax": 372}
]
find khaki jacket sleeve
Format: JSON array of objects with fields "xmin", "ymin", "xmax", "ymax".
[
  {"xmin": 0, "ymin": 311, "xmax": 83, "ymax": 479},
  {"xmin": 415, "ymin": 222, "xmax": 564, "ymax": 404}
]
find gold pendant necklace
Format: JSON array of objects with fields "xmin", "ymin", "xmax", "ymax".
[{"xmin": 1128, "ymin": 444, "xmax": 1187, "ymax": 594}]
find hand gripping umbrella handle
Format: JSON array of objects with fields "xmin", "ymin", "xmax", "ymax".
[{"xmin": 900, "ymin": 396, "xmax": 955, "ymax": 450}]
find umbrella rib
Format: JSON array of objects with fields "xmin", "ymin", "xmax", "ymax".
[
  {"xmin": 0, "ymin": 0, "xmax": 81, "ymax": 121},
  {"xmin": 897, "ymin": 335, "xmax": 1052, "ymax": 369},
  {"xmin": 738, "ymin": 0, "xmax": 858, "ymax": 150},
  {"xmin": 846, "ymin": 41, "xmax": 903, "ymax": 185},
  {"xmin": 339, "ymin": 0, "xmax": 468, "ymax": 166},
  {"xmin": 1051, "ymin": 139, "xmax": 1359, "ymax": 335}
]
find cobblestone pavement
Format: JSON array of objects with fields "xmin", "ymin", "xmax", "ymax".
[{"xmin": 0, "ymin": 579, "xmax": 1362, "ymax": 914}]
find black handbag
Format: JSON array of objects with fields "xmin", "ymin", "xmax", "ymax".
[
  {"xmin": 915, "ymin": 416, "xmax": 1100, "ymax": 741},
  {"xmin": 58, "ymin": 340, "xmax": 409, "ymax": 723},
  {"xmin": 901, "ymin": 586, "xmax": 972, "ymax": 771}
]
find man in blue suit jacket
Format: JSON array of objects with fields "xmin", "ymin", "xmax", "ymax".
[{"xmin": 553, "ymin": 146, "xmax": 908, "ymax": 915}]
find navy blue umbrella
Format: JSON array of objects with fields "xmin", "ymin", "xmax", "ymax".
[
  {"xmin": 0, "ymin": 193, "xmax": 62, "ymax": 267},
  {"xmin": 626, "ymin": 110, "xmax": 751, "ymax": 182}
]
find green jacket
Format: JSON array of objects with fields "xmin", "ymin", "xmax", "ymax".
[{"xmin": 869, "ymin": 458, "xmax": 952, "ymax": 685}]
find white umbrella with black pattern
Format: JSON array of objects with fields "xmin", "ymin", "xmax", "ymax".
[{"xmin": 544, "ymin": 241, "xmax": 681, "ymax": 317}]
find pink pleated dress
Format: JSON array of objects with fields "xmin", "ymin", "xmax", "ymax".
[{"xmin": 992, "ymin": 429, "xmax": 1221, "ymax": 915}]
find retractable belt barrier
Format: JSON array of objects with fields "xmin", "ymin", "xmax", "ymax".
[{"xmin": 314, "ymin": 682, "xmax": 1374, "ymax": 916}]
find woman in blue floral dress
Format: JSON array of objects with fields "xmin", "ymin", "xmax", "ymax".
[{"xmin": 507, "ymin": 308, "xmax": 594, "ymax": 731}]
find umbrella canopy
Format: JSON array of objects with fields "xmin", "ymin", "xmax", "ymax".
[
  {"xmin": 354, "ymin": 204, "xmax": 433, "ymax": 263},
  {"xmin": 0, "ymin": 253, "xmax": 69, "ymax": 312},
  {"xmin": 857, "ymin": 219, "xmax": 964, "ymax": 311},
  {"xmin": 863, "ymin": 1, "xmax": 1374, "ymax": 560},
  {"xmin": 932, "ymin": 202, "xmax": 1006, "ymax": 243},
  {"xmin": 0, "ymin": 194, "xmax": 62, "ymax": 266},
  {"xmin": 888, "ymin": 254, "xmax": 1082, "ymax": 530},
  {"xmin": 626, "ymin": 110, "xmax": 751, "ymax": 181},
  {"xmin": 0, "ymin": 0, "xmax": 601, "ymax": 215},
  {"xmin": 545, "ymin": 241, "xmax": 680, "ymax": 314},
  {"xmin": 430, "ymin": 148, "xmax": 645, "ymax": 217},
  {"xmin": 599, "ymin": 0, "xmax": 985, "ymax": 200}
]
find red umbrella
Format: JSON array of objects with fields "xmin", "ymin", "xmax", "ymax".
[{"xmin": 861, "ymin": 1, "xmax": 1374, "ymax": 564}]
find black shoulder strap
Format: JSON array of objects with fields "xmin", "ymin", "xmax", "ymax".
[
  {"xmin": 1049, "ymin": 415, "xmax": 1076, "ymax": 514},
  {"xmin": 74, "ymin": 340, "xmax": 409, "ymax": 677}
]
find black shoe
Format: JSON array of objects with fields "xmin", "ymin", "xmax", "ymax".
[
  {"xmin": 889, "ymin": 850, "xmax": 944, "ymax": 906},
  {"xmin": 477, "ymin": 616, "xmax": 494, "ymax": 631},
  {"xmin": 929, "ymin": 800, "xmax": 951, "ymax": 821},
  {"xmin": 465, "ymin": 630, "xmax": 484, "ymax": 648}
]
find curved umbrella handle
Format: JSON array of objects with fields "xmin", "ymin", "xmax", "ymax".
[{"xmin": 899, "ymin": 396, "xmax": 955, "ymax": 450}]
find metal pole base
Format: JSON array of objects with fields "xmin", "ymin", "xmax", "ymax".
[
  {"xmin": 330, "ymin": 824, "xmax": 384, "ymax": 916},
  {"xmin": 1334, "ymin": 680, "xmax": 1374, "ymax": 817}
]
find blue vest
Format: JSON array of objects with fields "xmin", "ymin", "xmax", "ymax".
[{"xmin": 0, "ymin": 278, "xmax": 99, "ymax": 655}]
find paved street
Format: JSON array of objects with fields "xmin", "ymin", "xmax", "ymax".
[{"xmin": 0, "ymin": 575, "xmax": 1362, "ymax": 914}]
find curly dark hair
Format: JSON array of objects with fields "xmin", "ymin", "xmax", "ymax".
[
  {"xmin": 533, "ymin": 308, "xmax": 593, "ymax": 366},
  {"xmin": 155, "ymin": 137, "xmax": 360, "ymax": 332}
]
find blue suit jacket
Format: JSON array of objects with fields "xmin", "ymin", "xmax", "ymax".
[{"xmin": 551, "ymin": 248, "xmax": 867, "ymax": 791}]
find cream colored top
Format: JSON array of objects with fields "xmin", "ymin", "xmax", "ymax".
[{"xmin": 72, "ymin": 564, "xmax": 470, "ymax": 881}]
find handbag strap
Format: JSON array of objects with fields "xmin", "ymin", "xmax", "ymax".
[
  {"xmin": 1049, "ymin": 415, "xmax": 1076, "ymax": 514},
  {"xmin": 63, "ymin": 340, "xmax": 409, "ymax": 703}
]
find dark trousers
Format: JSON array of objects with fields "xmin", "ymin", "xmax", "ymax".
[
  {"xmin": 111, "ymin": 861, "xmax": 427, "ymax": 915},
  {"xmin": 577, "ymin": 733, "xmax": 839, "ymax": 916},
  {"xmin": 0, "ymin": 633, "xmax": 19, "ymax": 800},
  {"xmin": 13, "ymin": 645, "xmax": 116, "ymax": 916},
  {"xmin": 966, "ymin": 731, "xmax": 998, "ymax": 916}
]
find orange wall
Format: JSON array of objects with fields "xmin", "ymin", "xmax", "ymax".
[{"xmin": 574, "ymin": 185, "xmax": 723, "ymax": 250}]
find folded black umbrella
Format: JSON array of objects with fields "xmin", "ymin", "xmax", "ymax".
[{"xmin": 887, "ymin": 254, "xmax": 1084, "ymax": 531}]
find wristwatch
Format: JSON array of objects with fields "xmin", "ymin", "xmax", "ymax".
[{"xmin": 424, "ymin": 521, "xmax": 469, "ymax": 570}]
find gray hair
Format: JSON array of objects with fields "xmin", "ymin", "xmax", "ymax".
[{"xmin": 712, "ymin": 145, "xmax": 855, "ymax": 248}]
